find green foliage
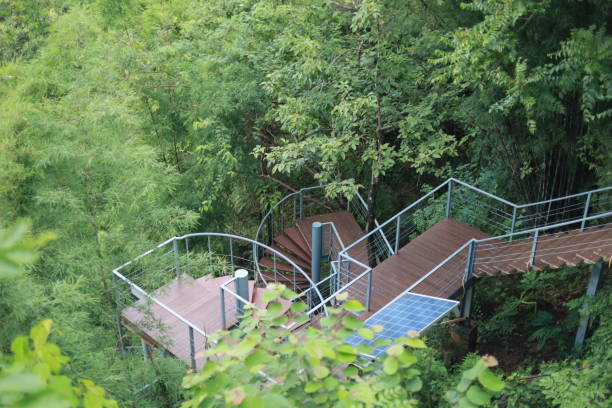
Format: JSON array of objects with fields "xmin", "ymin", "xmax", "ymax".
[
  {"xmin": 181, "ymin": 291, "xmax": 504, "ymax": 407},
  {"xmin": 0, "ymin": 220, "xmax": 55, "ymax": 278},
  {"xmin": 0, "ymin": 319, "xmax": 118, "ymax": 408}
]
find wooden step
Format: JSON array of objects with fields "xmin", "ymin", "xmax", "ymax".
[
  {"xmin": 265, "ymin": 247, "xmax": 311, "ymax": 271},
  {"xmin": 259, "ymin": 270, "xmax": 310, "ymax": 290},
  {"xmin": 259, "ymin": 256, "xmax": 307, "ymax": 274},
  {"xmin": 283, "ymin": 226, "xmax": 311, "ymax": 254},
  {"xmin": 273, "ymin": 234, "xmax": 311, "ymax": 264}
]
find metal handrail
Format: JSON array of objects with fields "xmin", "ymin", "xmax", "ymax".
[
  {"xmin": 112, "ymin": 269, "xmax": 208, "ymax": 337},
  {"xmin": 341, "ymin": 179, "xmax": 453, "ymax": 254},
  {"xmin": 112, "ymin": 233, "xmax": 328, "ymax": 334},
  {"xmin": 476, "ymin": 211, "xmax": 612, "ymax": 242},
  {"xmin": 516, "ymin": 186, "xmax": 612, "ymax": 209},
  {"xmin": 255, "ymin": 184, "xmax": 333, "ymax": 244}
]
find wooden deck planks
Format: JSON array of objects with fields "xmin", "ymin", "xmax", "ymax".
[
  {"xmin": 122, "ymin": 275, "xmax": 255, "ymax": 368},
  {"xmin": 361, "ymin": 218, "xmax": 491, "ymax": 320}
]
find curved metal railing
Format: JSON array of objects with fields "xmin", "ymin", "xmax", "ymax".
[{"xmin": 112, "ymin": 233, "xmax": 326, "ymax": 371}]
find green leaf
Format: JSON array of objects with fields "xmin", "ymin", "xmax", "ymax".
[
  {"xmin": 262, "ymin": 290, "xmax": 281, "ymax": 302},
  {"xmin": 405, "ymin": 337, "xmax": 426, "ymax": 349},
  {"xmin": 478, "ymin": 369, "xmax": 505, "ymax": 392},
  {"xmin": 343, "ymin": 366, "xmax": 358, "ymax": 378},
  {"xmin": 320, "ymin": 316, "xmax": 337, "ymax": 327},
  {"xmin": 466, "ymin": 384, "xmax": 491, "ymax": 405},
  {"xmin": 313, "ymin": 365, "xmax": 330, "ymax": 379},
  {"xmin": 262, "ymin": 394, "xmax": 292, "ymax": 408},
  {"xmin": 405, "ymin": 377, "xmax": 423, "ymax": 392},
  {"xmin": 290, "ymin": 302, "xmax": 307, "ymax": 312},
  {"xmin": 305, "ymin": 381, "xmax": 322, "ymax": 393},
  {"xmin": 351, "ymin": 383, "xmax": 375, "ymax": 404},
  {"xmin": 0, "ymin": 373, "xmax": 44, "ymax": 393},
  {"xmin": 357, "ymin": 328, "xmax": 374, "ymax": 339},
  {"xmin": 282, "ymin": 288, "xmax": 299, "ymax": 300},
  {"xmin": 342, "ymin": 315, "xmax": 363, "ymax": 330},
  {"xmin": 343, "ymin": 299, "xmax": 365, "ymax": 313},
  {"xmin": 383, "ymin": 356, "xmax": 399, "ymax": 375},
  {"xmin": 458, "ymin": 396, "xmax": 479, "ymax": 408},
  {"xmin": 267, "ymin": 302, "xmax": 282, "ymax": 315}
]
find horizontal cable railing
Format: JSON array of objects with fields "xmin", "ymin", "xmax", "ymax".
[
  {"xmin": 337, "ymin": 178, "xmax": 612, "ymax": 317},
  {"xmin": 112, "ymin": 233, "xmax": 326, "ymax": 371}
]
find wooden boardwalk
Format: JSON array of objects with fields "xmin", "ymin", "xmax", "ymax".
[
  {"xmin": 473, "ymin": 223, "xmax": 612, "ymax": 276},
  {"xmin": 122, "ymin": 275, "xmax": 254, "ymax": 367},
  {"xmin": 361, "ymin": 218, "xmax": 490, "ymax": 319}
]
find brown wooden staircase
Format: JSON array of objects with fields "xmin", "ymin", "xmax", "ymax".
[{"xmin": 258, "ymin": 211, "xmax": 369, "ymax": 291}]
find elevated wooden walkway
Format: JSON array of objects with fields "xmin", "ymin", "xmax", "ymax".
[{"xmin": 360, "ymin": 218, "xmax": 490, "ymax": 319}]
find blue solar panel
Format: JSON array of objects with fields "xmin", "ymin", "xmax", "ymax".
[{"xmin": 344, "ymin": 292, "xmax": 459, "ymax": 357}]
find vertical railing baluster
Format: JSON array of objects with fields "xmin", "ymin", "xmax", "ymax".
[
  {"xmin": 530, "ymin": 229, "xmax": 539, "ymax": 267},
  {"xmin": 510, "ymin": 207, "xmax": 517, "ymax": 242},
  {"xmin": 580, "ymin": 192, "xmax": 592, "ymax": 231},
  {"xmin": 366, "ymin": 270, "xmax": 372, "ymax": 312},
  {"xmin": 173, "ymin": 239, "xmax": 181, "ymax": 278},
  {"xmin": 394, "ymin": 215, "xmax": 401, "ymax": 254},
  {"xmin": 299, "ymin": 190, "xmax": 304, "ymax": 219},
  {"xmin": 446, "ymin": 179, "xmax": 453, "ymax": 218},
  {"xmin": 185, "ymin": 238, "xmax": 191, "ymax": 275},
  {"xmin": 188, "ymin": 327, "xmax": 196, "ymax": 371},
  {"xmin": 220, "ymin": 287, "xmax": 226, "ymax": 330},
  {"xmin": 229, "ymin": 238, "xmax": 234, "ymax": 272},
  {"xmin": 207, "ymin": 236, "xmax": 212, "ymax": 266},
  {"xmin": 112, "ymin": 273, "xmax": 125, "ymax": 358}
]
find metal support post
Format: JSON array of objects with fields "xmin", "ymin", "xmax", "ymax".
[
  {"xmin": 141, "ymin": 339, "xmax": 150, "ymax": 362},
  {"xmin": 366, "ymin": 270, "xmax": 373, "ymax": 312},
  {"xmin": 185, "ymin": 238, "xmax": 191, "ymax": 275},
  {"xmin": 446, "ymin": 180, "xmax": 453, "ymax": 218},
  {"xmin": 580, "ymin": 192, "xmax": 592, "ymax": 231},
  {"xmin": 460, "ymin": 240, "xmax": 477, "ymax": 320},
  {"xmin": 173, "ymin": 239, "xmax": 181, "ymax": 278},
  {"xmin": 188, "ymin": 326, "xmax": 197, "ymax": 371},
  {"xmin": 574, "ymin": 263, "xmax": 603, "ymax": 351},
  {"xmin": 394, "ymin": 215, "xmax": 401, "ymax": 254},
  {"xmin": 220, "ymin": 287, "xmax": 226, "ymax": 330},
  {"xmin": 299, "ymin": 190, "xmax": 304, "ymax": 219},
  {"xmin": 311, "ymin": 222, "xmax": 323, "ymax": 286},
  {"xmin": 509, "ymin": 207, "xmax": 517, "ymax": 242},
  {"xmin": 112, "ymin": 274, "xmax": 125, "ymax": 358},
  {"xmin": 530, "ymin": 229, "xmax": 539, "ymax": 266},
  {"xmin": 234, "ymin": 269, "xmax": 250, "ymax": 318}
]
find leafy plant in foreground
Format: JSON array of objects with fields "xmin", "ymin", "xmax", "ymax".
[{"xmin": 181, "ymin": 285, "xmax": 504, "ymax": 407}]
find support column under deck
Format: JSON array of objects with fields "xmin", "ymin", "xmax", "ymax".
[{"xmin": 574, "ymin": 262, "xmax": 603, "ymax": 352}]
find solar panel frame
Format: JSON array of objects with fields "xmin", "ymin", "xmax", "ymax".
[{"xmin": 345, "ymin": 292, "xmax": 459, "ymax": 357}]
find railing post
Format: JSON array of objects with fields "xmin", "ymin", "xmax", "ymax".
[
  {"xmin": 299, "ymin": 190, "xmax": 304, "ymax": 219},
  {"xmin": 574, "ymin": 263, "xmax": 603, "ymax": 352},
  {"xmin": 311, "ymin": 222, "xmax": 323, "ymax": 286},
  {"xmin": 234, "ymin": 269, "xmax": 249, "ymax": 318},
  {"xmin": 460, "ymin": 240, "xmax": 477, "ymax": 320},
  {"xmin": 530, "ymin": 229, "xmax": 539, "ymax": 267},
  {"xmin": 509, "ymin": 207, "xmax": 517, "ymax": 242},
  {"xmin": 173, "ymin": 239, "xmax": 181, "ymax": 278},
  {"xmin": 188, "ymin": 326, "xmax": 196, "ymax": 371},
  {"xmin": 185, "ymin": 238, "xmax": 191, "ymax": 275},
  {"xmin": 580, "ymin": 192, "xmax": 592, "ymax": 231},
  {"xmin": 446, "ymin": 179, "xmax": 453, "ymax": 218},
  {"xmin": 220, "ymin": 287, "xmax": 226, "ymax": 330},
  {"xmin": 394, "ymin": 215, "xmax": 401, "ymax": 254},
  {"xmin": 112, "ymin": 273, "xmax": 125, "ymax": 358},
  {"xmin": 365, "ymin": 270, "xmax": 373, "ymax": 312}
]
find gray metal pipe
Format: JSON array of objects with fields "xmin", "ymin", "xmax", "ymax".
[
  {"xmin": 234, "ymin": 269, "xmax": 250, "ymax": 317},
  {"xmin": 311, "ymin": 222, "xmax": 323, "ymax": 285}
]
